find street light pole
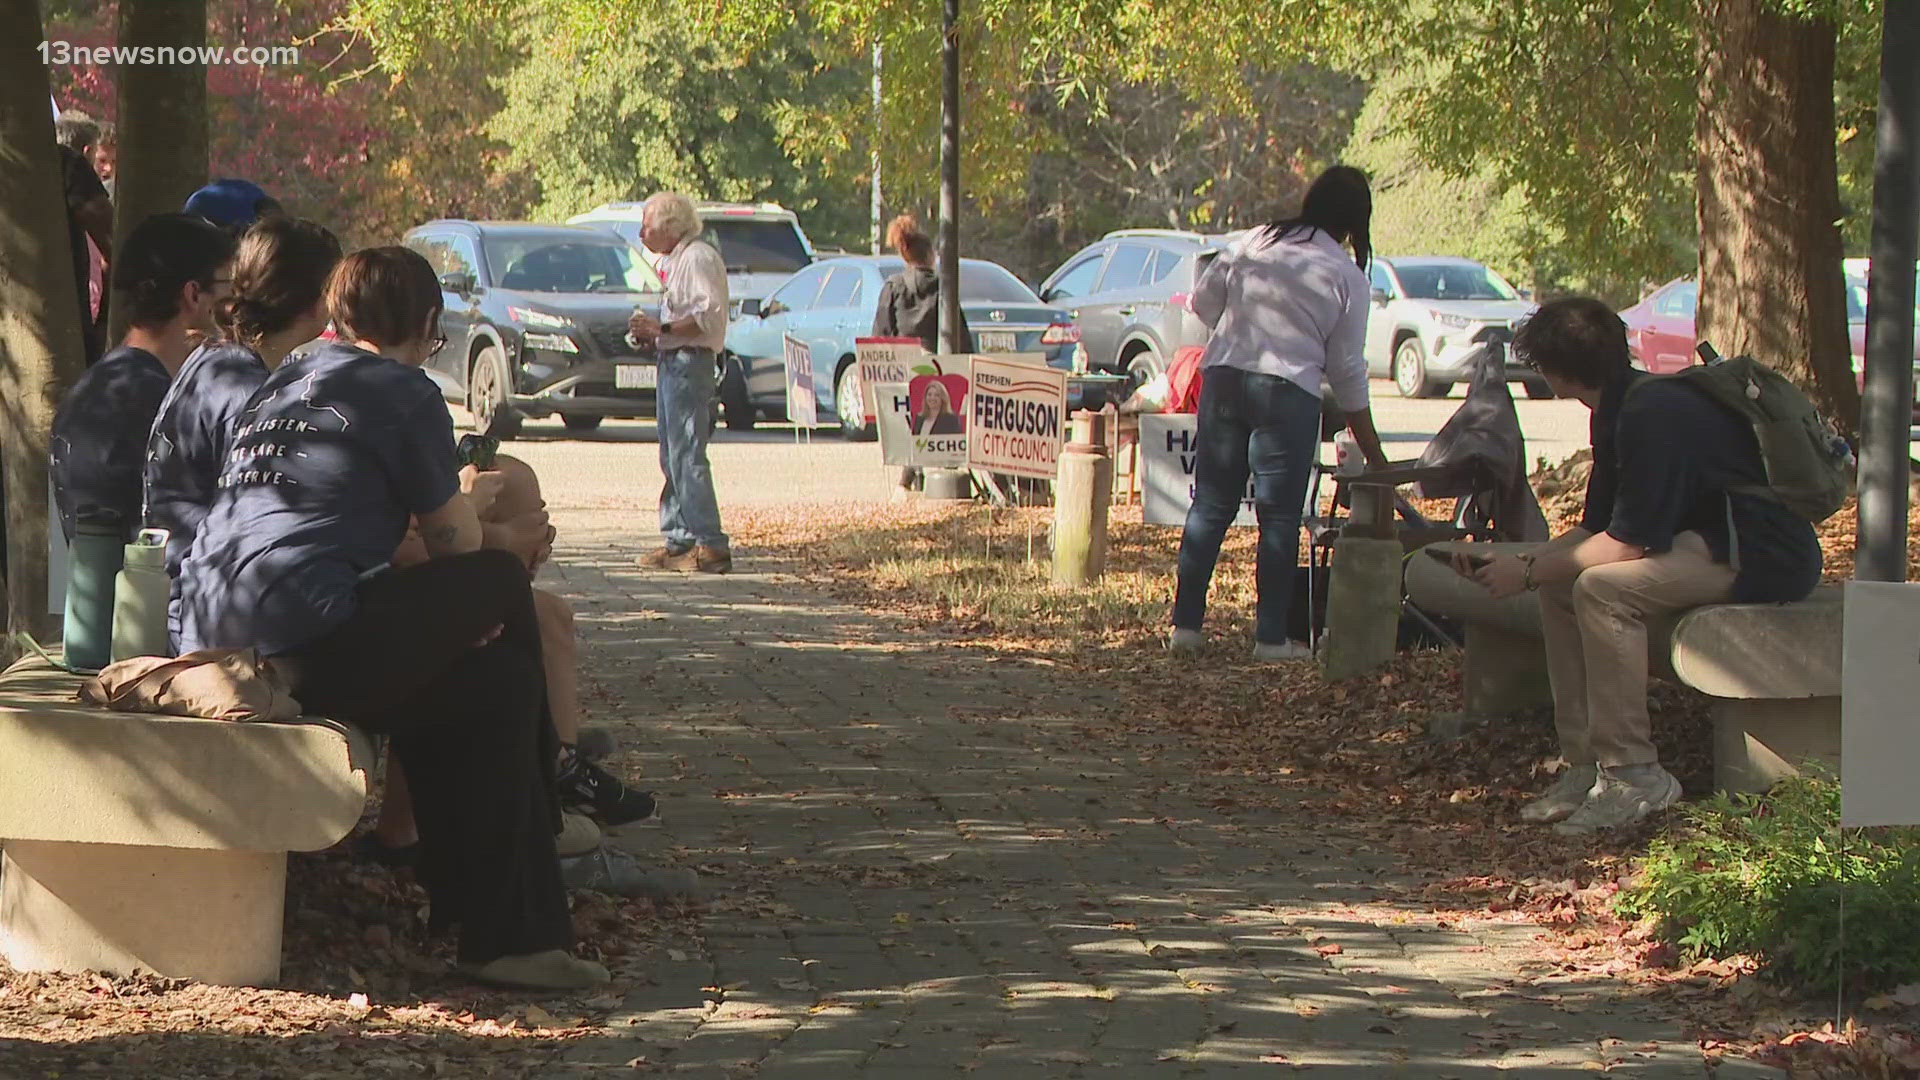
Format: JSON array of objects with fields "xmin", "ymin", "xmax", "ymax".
[
  {"xmin": 1857, "ymin": 0, "xmax": 1920, "ymax": 582},
  {"xmin": 937, "ymin": 0, "xmax": 961, "ymax": 356}
]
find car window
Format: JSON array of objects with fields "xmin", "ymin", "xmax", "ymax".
[
  {"xmin": 871, "ymin": 259, "xmax": 1042, "ymax": 304},
  {"xmin": 1143, "ymin": 248, "xmax": 1180, "ymax": 286},
  {"xmin": 815, "ymin": 266, "xmax": 864, "ymax": 310},
  {"xmin": 1045, "ymin": 252, "xmax": 1106, "ymax": 301},
  {"xmin": 1096, "ymin": 244, "xmax": 1152, "ymax": 292},
  {"xmin": 1656, "ymin": 281, "xmax": 1699, "ymax": 318},
  {"xmin": 1369, "ymin": 261, "xmax": 1395, "ymax": 296},
  {"xmin": 1391, "ymin": 263, "xmax": 1517, "ymax": 301},
  {"xmin": 487, "ymin": 235, "xmax": 661, "ymax": 294},
  {"xmin": 770, "ymin": 263, "xmax": 831, "ymax": 311},
  {"xmin": 701, "ymin": 218, "xmax": 811, "ymax": 274},
  {"xmin": 1845, "ymin": 278, "xmax": 1867, "ymax": 323},
  {"xmin": 445, "ymin": 234, "xmax": 482, "ymax": 282},
  {"xmin": 407, "ymin": 235, "xmax": 449, "ymax": 272}
]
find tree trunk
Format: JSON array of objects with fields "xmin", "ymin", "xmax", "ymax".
[
  {"xmin": 108, "ymin": 0, "xmax": 209, "ymax": 343},
  {"xmin": 1694, "ymin": 0, "xmax": 1859, "ymax": 433},
  {"xmin": 0, "ymin": 0, "xmax": 91, "ymax": 650}
]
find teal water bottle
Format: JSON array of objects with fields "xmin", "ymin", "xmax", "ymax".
[{"xmin": 63, "ymin": 512, "xmax": 126, "ymax": 672}]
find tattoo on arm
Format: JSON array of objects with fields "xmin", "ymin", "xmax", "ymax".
[{"xmin": 423, "ymin": 523, "xmax": 460, "ymax": 548}]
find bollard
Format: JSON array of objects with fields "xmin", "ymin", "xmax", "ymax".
[
  {"xmin": 922, "ymin": 468, "xmax": 973, "ymax": 501},
  {"xmin": 1320, "ymin": 535, "xmax": 1402, "ymax": 680},
  {"xmin": 1052, "ymin": 411, "xmax": 1112, "ymax": 586}
]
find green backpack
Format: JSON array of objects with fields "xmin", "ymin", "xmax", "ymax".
[{"xmin": 1635, "ymin": 344, "xmax": 1854, "ymax": 523}]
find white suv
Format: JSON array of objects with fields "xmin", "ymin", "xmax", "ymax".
[
  {"xmin": 1363, "ymin": 256, "xmax": 1543, "ymax": 398},
  {"xmin": 567, "ymin": 201, "xmax": 816, "ymax": 314}
]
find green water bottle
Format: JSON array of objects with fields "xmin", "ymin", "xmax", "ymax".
[
  {"xmin": 112, "ymin": 529, "xmax": 172, "ymax": 662},
  {"xmin": 63, "ymin": 511, "xmax": 126, "ymax": 672}
]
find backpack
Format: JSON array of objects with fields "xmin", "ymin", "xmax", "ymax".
[
  {"xmin": 1635, "ymin": 345, "xmax": 1854, "ymax": 522},
  {"xmin": 1166, "ymin": 346, "xmax": 1205, "ymax": 413}
]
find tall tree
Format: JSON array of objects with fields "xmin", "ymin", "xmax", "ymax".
[
  {"xmin": 108, "ymin": 0, "xmax": 208, "ymax": 342},
  {"xmin": 0, "ymin": 1, "xmax": 91, "ymax": 647},
  {"xmin": 1695, "ymin": 0, "xmax": 1859, "ymax": 428}
]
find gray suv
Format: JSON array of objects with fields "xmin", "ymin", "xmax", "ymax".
[
  {"xmin": 1364, "ymin": 256, "xmax": 1543, "ymax": 398},
  {"xmin": 1038, "ymin": 229, "xmax": 1230, "ymax": 388}
]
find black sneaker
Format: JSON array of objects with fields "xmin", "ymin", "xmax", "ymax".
[{"xmin": 556, "ymin": 751, "xmax": 658, "ymax": 826}]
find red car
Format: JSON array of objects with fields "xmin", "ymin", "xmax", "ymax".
[{"xmin": 1621, "ymin": 277, "xmax": 1917, "ymax": 383}]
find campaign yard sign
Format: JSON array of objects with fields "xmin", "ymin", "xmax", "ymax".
[
  {"xmin": 855, "ymin": 337, "xmax": 931, "ymax": 419},
  {"xmin": 1140, "ymin": 413, "xmax": 1256, "ymax": 527},
  {"xmin": 783, "ymin": 334, "xmax": 818, "ymax": 426},
  {"xmin": 966, "ymin": 355, "xmax": 1067, "ymax": 480},
  {"xmin": 871, "ymin": 381, "xmax": 916, "ymax": 466}
]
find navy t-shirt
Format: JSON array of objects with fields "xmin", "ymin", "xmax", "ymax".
[
  {"xmin": 146, "ymin": 341, "xmax": 271, "ymax": 577},
  {"xmin": 175, "ymin": 342, "xmax": 461, "ymax": 656},
  {"xmin": 1581, "ymin": 369, "xmax": 1821, "ymax": 604},
  {"xmin": 50, "ymin": 344, "xmax": 171, "ymax": 541}
]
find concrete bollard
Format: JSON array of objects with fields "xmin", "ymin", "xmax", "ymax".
[
  {"xmin": 1052, "ymin": 413, "xmax": 1112, "ymax": 587},
  {"xmin": 1320, "ymin": 536, "xmax": 1403, "ymax": 680},
  {"xmin": 922, "ymin": 468, "xmax": 973, "ymax": 500}
]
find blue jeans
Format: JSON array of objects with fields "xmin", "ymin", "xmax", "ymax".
[
  {"xmin": 1172, "ymin": 365, "xmax": 1322, "ymax": 645},
  {"xmin": 656, "ymin": 348, "xmax": 727, "ymax": 551}
]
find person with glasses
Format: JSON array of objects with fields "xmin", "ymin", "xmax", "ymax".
[
  {"xmin": 177, "ymin": 246, "xmax": 608, "ymax": 991},
  {"xmin": 51, "ymin": 212, "xmax": 235, "ymax": 545}
]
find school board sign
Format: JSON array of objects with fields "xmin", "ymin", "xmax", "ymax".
[
  {"xmin": 783, "ymin": 334, "xmax": 818, "ymax": 427},
  {"xmin": 872, "ymin": 380, "xmax": 967, "ymax": 468},
  {"xmin": 966, "ymin": 355, "xmax": 1066, "ymax": 480},
  {"xmin": 1140, "ymin": 413, "xmax": 1256, "ymax": 527}
]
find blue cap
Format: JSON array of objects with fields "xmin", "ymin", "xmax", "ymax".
[{"xmin": 183, "ymin": 179, "xmax": 275, "ymax": 229}]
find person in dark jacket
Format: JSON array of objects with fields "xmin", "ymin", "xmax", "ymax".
[{"xmin": 871, "ymin": 215, "xmax": 972, "ymax": 354}]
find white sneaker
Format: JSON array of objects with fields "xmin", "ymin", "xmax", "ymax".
[
  {"xmin": 1519, "ymin": 764, "xmax": 1600, "ymax": 824},
  {"xmin": 1553, "ymin": 764, "xmax": 1681, "ymax": 835},
  {"xmin": 1169, "ymin": 628, "xmax": 1203, "ymax": 654},
  {"xmin": 1252, "ymin": 640, "xmax": 1313, "ymax": 662}
]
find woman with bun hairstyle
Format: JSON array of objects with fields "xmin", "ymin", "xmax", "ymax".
[{"xmin": 176, "ymin": 246, "xmax": 605, "ymax": 991}]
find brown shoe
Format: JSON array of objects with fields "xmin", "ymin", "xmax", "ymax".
[
  {"xmin": 666, "ymin": 543, "xmax": 732, "ymax": 574},
  {"xmin": 637, "ymin": 545, "xmax": 682, "ymax": 570}
]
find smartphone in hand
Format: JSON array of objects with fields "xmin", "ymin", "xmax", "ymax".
[{"xmin": 1423, "ymin": 547, "xmax": 1492, "ymax": 574}]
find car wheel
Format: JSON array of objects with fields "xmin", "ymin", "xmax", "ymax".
[
  {"xmin": 836, "ymin": 362, "xmax": 876, "ymax": 442},
  {"xmin": 1124, "ymin": 347, "xmax": 1163, "ymax": 397},
  {"xmin": 1393, "ymin": 338, "xmax": 1438, "ymax": 399},
  {"xmin": 720, "ymin": 353, "xmax": 756, "ymax": 431},
  {"xmin": 1524, "ymin": 381, "xmax": 1556, "ymax": 400},
  {"xmin": 469, "ymin": 345, "xmax": 523, "ymax": 440},
  {"xmin": 561, "ymin": 414, "xmax": 604, "ymax": 432}
]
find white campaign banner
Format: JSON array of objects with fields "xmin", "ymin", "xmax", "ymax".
[
  {"xmin": 1139, "ymin": 413, "xmax": 1256, "ymax": 527},
  {"xmin": 855, "ymin": 337, "xmax": 930, "ymax": 418},
  {"xmin": 1842, "ymin": 581, "xmax": 1920, "ymax": 826},
  {"xmin": 966, "ymin": 355, "xmax": 1066, "ymax": 480},
  {"xmin": 783, "ymin": 334, "xmax": 818, "ymax": 427},
  {"xmin": 871, "ymin": 382, "xmax": 915, "ymax": 466}
]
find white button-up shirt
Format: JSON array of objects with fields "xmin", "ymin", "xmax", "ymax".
[
  {"xmin": 1193, "ymin": 227, "xmax": 1371, "ymax": 412},
  {"xmin": 657, "ymin": 236, "xmax": 730, "ymax": 352}
]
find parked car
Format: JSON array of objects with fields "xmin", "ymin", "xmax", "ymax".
[
  {"xmin": 401, "ymin": 220, "xmax": 669, "ymax": 439},
  {"xmin": 1036, "ymin": 228, "xmax": 1231, "ymax": 390},
  {"xmin": 1622, "ymin": 275, "xmax": 1920, "ymax": 407},
  {"xmin": 722, "ymin": 255, "xmax": 1079, "ymax": 438},
  {"xmin": 1363, "ymin": 256, "xmax": 1543, "ymax": 399},
  {"xmin": 567, "ymin": 201, "xmax": 815, "ymax": 315}
]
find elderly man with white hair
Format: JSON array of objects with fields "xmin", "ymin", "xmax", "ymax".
[{"xmin": 628, "ymin": 192, "xmax": 732, "ymax": 573}]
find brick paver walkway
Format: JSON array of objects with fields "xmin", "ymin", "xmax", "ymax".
[{"xmin": 541, "ymin": 539, "xmax": 1778, "ymax": 1079}]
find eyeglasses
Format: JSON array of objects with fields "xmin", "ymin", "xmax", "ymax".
[{"xmin": 428, "ymin": 334, "xmax": 448, "ymax": 358}]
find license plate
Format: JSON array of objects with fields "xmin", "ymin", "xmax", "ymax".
[
  {"xmin": 978, "ymin": 331, "xmax": 1017, "ymax": 352},
  {"xmin": 615, "ymin": 364, "xmax": 657, "ymax": 390}
]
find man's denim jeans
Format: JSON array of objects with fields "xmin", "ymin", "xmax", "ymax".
[
  {"xmin": 656, "ymin": 348, "xmax": 727, "ymax": 551},
  {"xmin": 1172, "ymin": 365, "xmax": 1322, "ymax": 645}
]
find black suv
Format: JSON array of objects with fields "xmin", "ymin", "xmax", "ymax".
[{"xmin": 402, "ymin": 221, "xmax": 668, "ymax": 439}]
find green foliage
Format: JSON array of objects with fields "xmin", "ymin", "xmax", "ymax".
[{"xmin": 1619, "ymin": 774, "xmax": 1920, "ymax": 995}]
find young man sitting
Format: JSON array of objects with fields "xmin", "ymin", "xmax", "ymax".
[{"xmin": 1466, "ymin": 298, "xmax": 1822, "ymax": 834}]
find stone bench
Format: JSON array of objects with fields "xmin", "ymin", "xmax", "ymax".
[
  {"xmin": 1405, "ymin": 542, "xmax": 1841, "ymax": 794},
  {"xmin": 0, "ymin": 655, "xmax": 372, "ymax": 986}
]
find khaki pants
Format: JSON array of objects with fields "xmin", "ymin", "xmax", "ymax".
[{"xmin": 1536, "ymin": 532, "xmax": 1735, "ymax": 767}]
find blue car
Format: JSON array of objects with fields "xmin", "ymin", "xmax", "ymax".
[{"xmin": 721, "ymin": 255, "xmax": 1079, "ymax": 439}]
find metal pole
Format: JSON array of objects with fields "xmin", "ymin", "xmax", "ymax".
[
  {"xmin": 1857, "ymin": 0, "xmax": 1920, "ymax": 582},
  {"xmin": 937, "ymin": 0, "xmax": 961, "ymax": 356},
  {"xmin": 870, "ymin": 40, "xmax": 883, "ymax": 255}
]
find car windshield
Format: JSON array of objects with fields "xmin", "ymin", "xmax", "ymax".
[
  {"xmin": 703, "ymin": 218, "xmax": 811, "ymax": 274},
  {"xmin": 876, "ymin": 259, "xmax": 1042, "ymax": 304},
  {"xmin": 1392, "ymin": 262, "xmax": 1519, "ymax": 302},
  {"xmin": 489, "ymin": 236, "xmax": 660, "ymax": 294}
]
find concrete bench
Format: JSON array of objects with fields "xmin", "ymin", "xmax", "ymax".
[
  {"xmin": 0, "ymin": 655, "xmax": 372, "ymax": 986},
  {"xmin": 1405, "ymin": 542, "xmax": 1841, "ymax": 794}
]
